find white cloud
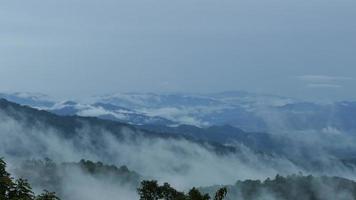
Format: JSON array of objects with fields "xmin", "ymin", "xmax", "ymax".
[
  {"xmin": 307, "ymin": 84, "xmax": 342, "ymax": 89},
  {"xmin": 298, "ymin": 75, "xmax": 353, "ymax": 83},
  {"xmin": 298, "ymin": 75, "xmax": 354, "ymax": 89}
]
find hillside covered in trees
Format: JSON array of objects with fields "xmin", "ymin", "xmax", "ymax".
[
  {"xmin": 1, "ymin": 158, "xmax": 227, "ymax": 200},
  {"xmin": 12, "ymin": 158, "xmax": 141, "ymax": 198},
  {"xmin": 137, "ymin": 180, "xmax": 227, "ymax": 200},
  {"xmin": 136, "ymin": 175, "xmax": 356, "ymax": 200},
  {"xmin": 0, "ymin": 158, "xmax": 59, "ymax": 200},
  {"xmin": 202, "ymin": 174, "xmax": 356, "ymax": 200},
  {"xmin": 3, "ymin": 157, "xmax": 356, "ymax": 200}
]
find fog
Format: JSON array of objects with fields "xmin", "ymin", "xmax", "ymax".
[{"xmin": 1, "ymin": 108, "xmax": 356, "ymax": 200}]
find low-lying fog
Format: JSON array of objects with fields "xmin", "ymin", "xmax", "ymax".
[{"xmin": 1, "ymin": 109, "xmax": 355, "ymax": 200}]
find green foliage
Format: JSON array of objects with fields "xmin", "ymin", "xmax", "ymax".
[
  {"xmin": 70, "ymin": 159, "xmax": 138, "ymax": 183},
  {"xmin": 75, "ymin": 159, "xmax": 140, "ymax": 185},
  {"xmin": 138, "ymin": 180, "xmax": 161, "ymax": 200},
  {"xmin": 160, "ymin": 183, "xmax": 186, "ymax": 200},
  {"xmin": 213, "ymin": 188, "xmax": 227, "ymax": 200},
  {"xmin": 7, "ymin": 154, "xmax": 356, "ymax": 200},
  {"xmin": 9, "ymin": 178, "xmax": 35, "ymax": 200},
  {"xmin": 231, "ymin": 174, "xmax": 356, "ymax": 200},
  {"xmin": 138, "ymin": 180, "xmax": 227, "ymax": 200},
  {"xmin": 1, "ymin": 158, "xmax": 14, "ymax": 200},
  {"xmin": 187, "ymin": 188, "xmax": 210, "ymax": 200},
  {"xmin": 0, "ymin": 158, "xmax": 60, "ymax": 200}
]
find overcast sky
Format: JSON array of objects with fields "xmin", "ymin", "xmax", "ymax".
[{"xmin": 0, "ymin": 0, "xmax": 355, "ymax": 101}]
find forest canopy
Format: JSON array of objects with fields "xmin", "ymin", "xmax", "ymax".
[{"xmin": 3, "ymin": 157, "xmax": 356, "ymax": 200}]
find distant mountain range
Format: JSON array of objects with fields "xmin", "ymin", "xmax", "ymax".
[
  {"xmin": 1, "ymin": 92, "xmax": 355, "ymax": 199},
  {"xmin": 0, "ymin": 98, "xmax": 236, "ymax": 155},
  {"xmin": 1, "ymin": 97, "xmax": 356, "ymax": 186},
  {"xmin": 1, "ymin": 91, "xmax": 356, "ymax": 133}
]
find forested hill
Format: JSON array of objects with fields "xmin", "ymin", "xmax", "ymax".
[
  {"xmin": 0, "ymin": 98, "xmax": 270, "ymax": 152},
  {"xmin": 0, "ymin": 98, "xmax": 153, "ymax": 139},
  {"xmin": 201, "ymin": 174, "xmax": 356, "ymax": 200},
  {"xmin": 0, "ymin": 98, "xmax": 239, "ymax": 153},
  {"xmin": 3, "ymin": 157, "xmax": 356, "ymax": 200},
  {"xmin": 13, "ymin": 159, "xmax": 141, "ymax": 198}
]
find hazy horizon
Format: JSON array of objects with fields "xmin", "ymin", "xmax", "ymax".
[{"xmin": 1, "ymin": 0, "xmax": 356, "ymax": 101}]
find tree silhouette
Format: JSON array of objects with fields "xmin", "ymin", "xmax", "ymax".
[
  {"xmin": 138, "ymin": 180, "xmax": 227, "ymax": 200},
  {"xmin": 138, "ymin": 180, "xmax": 161, "ymax": 200},
  {"xmin": 9, "ymin": 178, "xmax": 35, "ymax": 200},
  {"xmin": 187, "ymin": 187, "xmax": 210, "ymax": 200},
  {"xmin": 0, "ymin": 158, "xmax": 14, "ymax": 199},
  {"xmin": 0, "ymin": 158, "xmax": 60, "ymax": 200},
  {"xmin": 213, "ymin": 188, "xmax": 227, "ymax": 200},
  {"xmin": 159, "ymin": 183, "xmax": 185, "ymax": 200}
]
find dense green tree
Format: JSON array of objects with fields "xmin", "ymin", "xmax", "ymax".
[
  {"xmin": 138, "ymin": 181, "xmax": 226, "ymax": 200},
  {"xmin": 213, "ymin": 188, "xmax": 227, "ymax": 200},
  {"xmin": 159, "ymin": 183, "xmax": 186, "ymax": 200},
  {"xmin": 187, "ymin": 188, "xmax": 210, "ymax": 200},
  {"xmin": 0, "ymin": 158, "xmax": 60, "ymax": 200},
  {"xmin": 9, "ymin": 179, "xmax": 34, "ymax": 200},
  {"xmin": 230, "ymin": 174, "xmax": 356, "ymax": 200},
  {"xmin": 1, "ymin": 158, "xmax": 14, "ymax": 199},
  {"xmin": 138, "ymin": 180, "xmax": 161, "ymax": 200}
]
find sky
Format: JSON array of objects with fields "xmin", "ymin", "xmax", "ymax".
[{"xmin": 0, "ymin": 0, "xmax": 355, "ymax": 101}]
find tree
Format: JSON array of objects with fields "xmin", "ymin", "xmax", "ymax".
[
  {"xmin": 159, "ymin": 183, "xmax": 186, "ymax": 200},
  {"xmin": 187, "ymin": 187, "xmax": 210, "ymax": 200},
  {"xmin": 0, "ymin": 158, "xmax": 60, "ymax": 200},
  {"xmin": 0, "ymin": 158, "xmax": 13, "ymax": 199},
  {"xmin": 138, "ymin": 180, "xmax": 161, "ymax": 200},
  {"xmin": 137, "ymin": 180, "xmax": 227, "ymax": 200},
  {"xmin": 213, "ymin": 188, "xmax": 227, "ymax": 200},
  {"xmin": 9, "ymin": 178, "xmax": 35, "ymax": 200}
]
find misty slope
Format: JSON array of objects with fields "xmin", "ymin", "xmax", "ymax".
[
  {"xmin": 6, "ymin": 157, "xmax": 356, "ymax": 200},
  {"xmin": 0, "ymin": 97, "xmax": 279, "ymax": 158},
  {"xmin": 1, "ymin": 97, "xmax": 356, "ymax": 165},
  {"xmin": 14, "ymin": 159, "xmax": 141, "ymax": 198},
  {"xmin": 139, "ymin": 124, "xmax": 277, "ymax": 154},
  {"xmin": 1, "ymin": 98, "xmax": 356, "ymax": 200},
  {"xmin": 266, "ymin": 101, "xmax": 356, "ymax": 132},
  {"xmin": 0, "ymin": 98, "xmax": 239, "ymax": 155},
  {"xmin": 0, "ymin": 92, "xmax": 277, "ymax": 130},
  {"xmin": 139, "ymin": 123, "xmax": 356, "ymax": 170},
  {"xmin": 0, "ymin": 92, "xmax": 176, "ymax": 127},
  {"xmin": 0, "ymin": 98, "xmax": 174, "ymax": 140},
  {"xmin": 1, "ymin": 98, "xmax": 356, "ymax": 171},
  {"xmin": 0, "ymin": 98, "xmax": 307, "ymax": 197}
]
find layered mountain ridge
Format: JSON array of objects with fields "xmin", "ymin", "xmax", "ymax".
[{"xmin": 1, "ymin": 91, "xmax": 356, "ymax": 133}]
